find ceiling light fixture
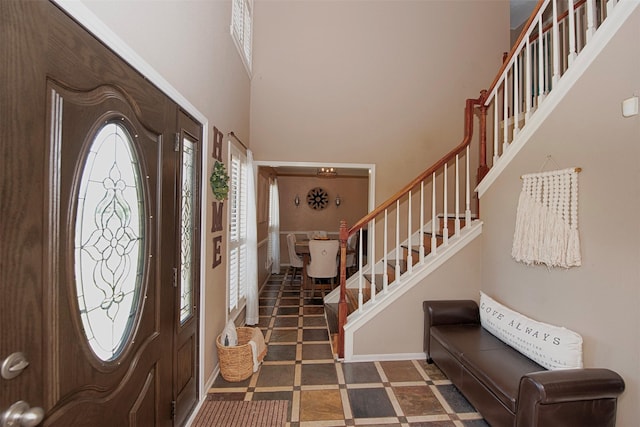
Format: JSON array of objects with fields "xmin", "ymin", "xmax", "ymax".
[{"xmin": 317, "ymin": 167, "xmax": 337, "ymax": 177}]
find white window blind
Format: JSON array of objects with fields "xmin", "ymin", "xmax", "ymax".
[
  {"xmin": 228, "ymin": 146, "xmax": 248, "ymax": 313},
  {"xmin": 231, "ymin": 0, "xmax": 252, "ymax": 73}
]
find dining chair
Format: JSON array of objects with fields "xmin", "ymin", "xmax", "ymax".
[
  {"xmin": 306, "ymin": 239, "xmax": 339, "ymax": 298},
  {"xmin": 286, "ymin": 233, "xmax": 304, "ymax": 285}
]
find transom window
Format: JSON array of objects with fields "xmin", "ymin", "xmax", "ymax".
[{"xmin": 231, "ymin": 0, "xmax": 253, "ymax": 73}]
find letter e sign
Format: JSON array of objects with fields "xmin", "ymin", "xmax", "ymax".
[{"xmin": 212, "ymin": 235, "xmax": 222, "ymax": 269}]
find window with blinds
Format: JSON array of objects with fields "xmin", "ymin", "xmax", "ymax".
[
  {"xmin": 231, "ymin": 0, "xmax": 252, "ymax": 73},
  {"xmin": 228, "ymin": 145, "xmax": 248, "ymax": 313}
]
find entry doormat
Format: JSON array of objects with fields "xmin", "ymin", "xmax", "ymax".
[{"xmin": 192, "ymin": 399, "xmax": 288, "ymax": 426}]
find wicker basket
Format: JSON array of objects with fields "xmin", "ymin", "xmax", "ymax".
[{"xmin": 216, "ymin": 327, "xmax": 257, "ymax": 382}]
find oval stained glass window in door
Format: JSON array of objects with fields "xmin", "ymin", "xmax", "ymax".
[{"xmin": 74, "ymin": 121, "xmax": 145, "ymax": 362}]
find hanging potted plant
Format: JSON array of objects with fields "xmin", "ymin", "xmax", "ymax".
[{"xmin": 209, "ymin": 160, "xmax": 230, "ymax": 201}]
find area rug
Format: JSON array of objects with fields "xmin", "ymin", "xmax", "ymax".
[{"xmin": 192, "ymin": 399, "xmax": 288, "ymax": 426}]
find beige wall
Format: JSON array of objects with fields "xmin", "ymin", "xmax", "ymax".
[
  {"xmin": 81, "ymin": 0, "xmax": 251, "ymax": 385},
  {"xmin": 250, "ymin": 0, "xmax": 510, "ymax": 204},
  {"xmin": 277, "ymin": 174, "xmax": 369, "ymax": 265},
  {"xmin": 479, "ymin": 8, "xmax": 640, "ymax": 425}
]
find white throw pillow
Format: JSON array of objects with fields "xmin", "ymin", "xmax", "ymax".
[
  {"xmin": 221, "ymin": 320, "xmax": 238, "ymax": 347},
  {"xmin": 479, "ymin": 292, "xmax": 583, "ymax": 370}
]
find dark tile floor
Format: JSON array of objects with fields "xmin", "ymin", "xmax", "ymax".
[{"xmin": 208, "ymin": 273, "xmax": 488, "ymax": 427}]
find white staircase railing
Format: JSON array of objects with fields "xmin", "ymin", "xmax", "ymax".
[
  {"xmin": 350, "ymin": 148, "xmax": 474, "ymax": 315},
  {"xmin": 478, "ymin": 0, "xmax": 627, "ymax": 192}
]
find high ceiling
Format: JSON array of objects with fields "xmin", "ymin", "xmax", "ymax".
[{"xmin": 511, "ymin": 0, "xmax": 538, "ymax": 29}]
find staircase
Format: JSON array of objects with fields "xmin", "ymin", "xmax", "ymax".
[
  {"xmin": 326, "ymin": 0, "xmax": 638, "ymax": 362},
  {"xmin": 324, "ymin": 215, "xmax": 481, "ymax": 348},
  {"xmin": 345, "ymin": 216, "xmax": 463, "ymax": 312}
]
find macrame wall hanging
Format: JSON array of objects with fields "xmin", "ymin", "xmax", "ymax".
[{"xmin": 512, "ymin": 159, "xmax": 582, "ymax": 268}]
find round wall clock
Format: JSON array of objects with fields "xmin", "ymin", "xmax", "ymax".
[{"xmin": 306, "ymin": 187, "xmax": 329, "ymax": 210}]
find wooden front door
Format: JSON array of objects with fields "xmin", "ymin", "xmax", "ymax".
[{"xmin": 0, "ymin": 2, "xmax": 199, "ymax": 425}]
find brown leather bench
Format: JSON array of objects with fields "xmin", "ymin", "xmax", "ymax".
[{"xmin": 423, "ymin": 300, "xmax": 625, "ymax": 427}]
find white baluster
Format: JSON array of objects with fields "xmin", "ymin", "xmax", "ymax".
[
  {"xmin": 383, "ymin": 209, "xmax": 388, "ymax": 292},
  {"xmin": 513, "ymin": 54, "xmax": 520, "ymax": 137},
  {"xmin": 493, "ymin": 98, "xmax": 499, "ymax": 163},
  {"xmin": 420, "ymin": 180, "xmax": 425, "ymax": 261},
  {"xmin": 358, "ymin": 228, "xmax": 363, "ymax": 284},
  {"xmin": 431, "ymin": 173, "xmax": 437, "ymax": 255},
  {"xmin": 455, "ymin": 154, "xmax": 460, "ymax": 236},
  {"xmin": 525, "ymin": 36, "xmax": 532, "ymax": 120},
  {"xmin": 538, "ymin": 19, "xmax": 545, "ymax": 102},
  {"xmin": 503, "ymin": 79, "xmax": 509, "ymax": 151},
  {"xmin": 358, "ymin": 227, "xmax": 363, "ymax": 312},
  {"xmin": 576, "ymin": 3, "xmax": 584, "ymax": 52},
  {"xmin": 443, "ymin": 163, "xmax": 449, "ymax": 246},
  {"xmin": 370, "ymin": 218, "xmax": 376, "ymax": 301},
  {"xmin": 586, "ymin": 0, "xmax": 596, "ymax": 41},
  {"xmin": 552, "ymin": 0, "xmax": 560, "ymax": 86},
  {"xmin": 395, "ymin": 199, "xmax": 401, "ymax": 282},
  {"xmin": 407, "ymin": 190, "xmax": 412, "ymax": 273},
  {"xmin": 465, "ymin": 146, "xmax": 471, "ymax": 228},
  {"xmin": 565, "ymin": 21, "xmax": 570, "ymax": 71},
  {"xmin": 357, "ymin": 229, "xmax": 363, "ymax": 309},
  {"xmin": 568, "ymin": 0, "xmax": 577, "ymax": 64}
]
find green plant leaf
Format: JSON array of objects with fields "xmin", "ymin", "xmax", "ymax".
[{"xmin": 210, "ymin": 160, "xmax": 229, "ymax": 201}]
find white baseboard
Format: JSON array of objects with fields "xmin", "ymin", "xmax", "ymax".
[{"xmin": 345, "ymin": 352, "xmax": 427, "ymax": 363}]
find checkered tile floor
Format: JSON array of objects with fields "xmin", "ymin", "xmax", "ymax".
[{"xmin": 208, "ymin": 273, "xmax": 488, "ymax": 427}]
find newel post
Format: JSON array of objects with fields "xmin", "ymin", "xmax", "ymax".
[
  {"xmin": 477, "ymin": 90, "xmax": 489, "ymax": 183},
  {"xmin": 338, "ymin": 221, "xmax": 348, "ymax": 359}
]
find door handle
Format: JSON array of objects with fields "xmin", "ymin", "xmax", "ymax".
[
  {"xmin": 1, "ymin": 353, "xmax": 30, "ymax": 380},
  {"xmin": 1, "ymin": 401, "xmax": 44, "ymax": 427}
]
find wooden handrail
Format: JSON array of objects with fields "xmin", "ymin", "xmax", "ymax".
[{"xmin": 347, "ymin": 94, "xmax": 484, "ymax": 236}]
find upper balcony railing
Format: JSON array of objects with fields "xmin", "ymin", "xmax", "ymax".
[{"xmin": 481, "ymin": 0, "xmax": 611, "ymax": 174}]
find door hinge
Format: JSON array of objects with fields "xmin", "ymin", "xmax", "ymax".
[
  {"xmin": 171, "ymin": 400, "xmax": 176, "ymax": 420},
  {"xmin": 172, "ymin": 267, "xmax": 178, "ymax": 288},
  {"xmin": 174, "ymin": 133, "xmax": 180, "ymax": 152}
]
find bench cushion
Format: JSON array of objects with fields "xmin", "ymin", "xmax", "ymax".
[
  {"xmin": 461, "ymin": 343, "xmax": 545, "ymax": 412},
  {"xmin": 431, "ymin": 324, "xmax": 506, "ymax": 357},
  {"xmin": 432, "ymin": 324, "xmax": 545, "ymax": 413}
]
